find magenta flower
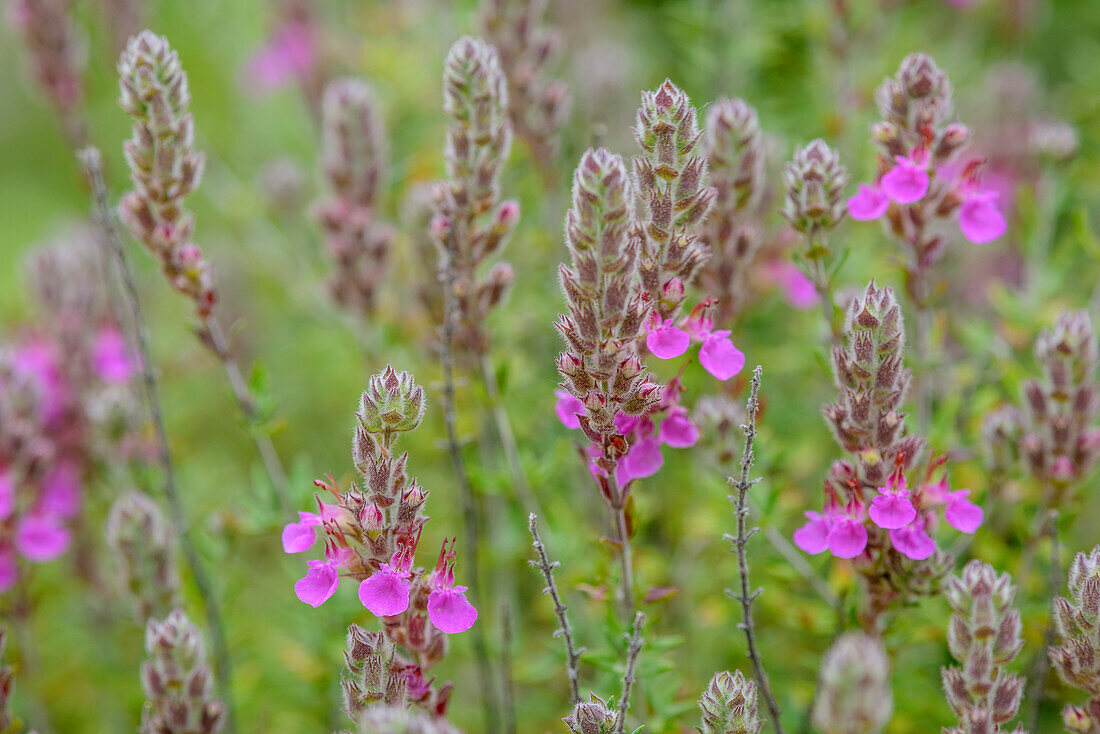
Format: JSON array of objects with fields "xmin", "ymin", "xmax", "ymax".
[
  {"xmin": 14, "ymin": 515, "xmax": 70, "ymax": 562},
  {"xmin": 282, "ymin": 511, "xmax": 322, "ymax": 553},
  {"xmin": 295, "ymin": 558, "xmax": 340, "ymax": 607},
  {"xmin": 659, "ymin": 407, "xmax": 700, "ymax": 448},
  {"xmin": 619, "ymin": 436, "xmax": 664, "ymax": 483},
  {"xmin": 826, "ymin": 516, "xmax": 868, "ymax": 559},
  {"xmin": 0, "ymin": 471, "xmax": 13, "ymax": 521},
  {"xmin": 767, "ymin": 261, "xmax": 820, "ymax": 311},
  {"xmin": 793, "ymin": 511, "xmax": 834, "ymax": 555},
  {"xmin": 646, "ymin": 317, "xmax": 691, "ymax": 359},
  {"xmin": 244, "ymin": 22, "xmax": 316, "ymax": 92},
  {"xmin": 428, "ymin": 585, "xmax": 478, "ymax": 634},
  {"xmin": 847, "ymin": 183, "xmax": 890, "ymax": 220},
  {"xmin": 14, "ymin": 341, "xmax": 66, "ymax": 426},
  {"xmin": 943, "ymin": 490, "xmax": 983, "ymax": 533},
  {"xmin": 889, "ymin": 518, "xmax": 936, "ymax": 560},
  {"xmin": 958, "ymin": 190, "xmax": 1006, "ymax": 244},
  {"xmin": 868, "ymin": 474, "xmax": 916, "ymax": 530},
  {"xmin": 554, "ymin": 389, "xmax": 585, "ymax": 429},
  {"xmin": 881, "ymin": 155, "xmax": 929, "ymax": 204},
  {"xmin": 0, "ymin": 547, "xmax": 15, "ymax": 593},
  {"xmin": 92, "ymin": 327, "xmax": 135, "ymax": 383},
  {"xmin": 39, "ymin": 462, "xmax": 80, "ymax": 520},
  {"xmin": 358, "ymin": 563, "xmax": 412, "ymax": 617},
  {"xmin": 699, "ymin": 331, "xmax": 745, "ymax": 381}
]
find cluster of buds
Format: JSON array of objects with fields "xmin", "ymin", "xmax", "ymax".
[
  {"xmin": 1020, "ymin": 311, "xmax": 1100, "ymax": 500},
  {"xmin": 563, "ymin": 695, "xmax": 617, "ymax": 734},
  {"xmin": 795, "ymin": 283, "xmax": 981, "ymax": 620},
  {"xmin": 6, "ymin": 0, "xmax": 86, "ymax": 146},
  {"xmin": 314, "ymin": 78, "xmax": 395, "ymax": 317},
  {"xmin": 554, "ymin": 148, "xmax": 661, "ymax": 506},
  {"xmin": 480, "ymin": 0, "xmax": 570, "ymax": 170},
  {"xmin": 782, "ymin": 139, "xmax": 848, "ymax": 243},
  {"xmin": 354, "ymin": 703, "xmax": 463, "ymax": 734},
  {"xmin": 697, "ymin": 98, "xmax": 767, "ymax": 325},
  {"xmin": 0, "ymin": 236, "xmax": 140, "ymax": 594},
  {"xmin": 811, "ymin": 632, "xmax": 893, "ymax": 734},
  {"xmin": 139, "ymin": 609, "xmax": 225, "ymax": 734},
  {"xmin": 106, "ymin": 491, "xmax": 179, "ymax": 622},
  {"xmin": 941, "ymin": 560, "xmax": 1027, "ymax": 734},
  {"xmin": 697, "ymin": 670, "xmax": 762, "ymax": 734},
  {"xmin": 118, "ymin": 31, "xmax": 216, "ymax": 323},
  {"xmin": 282, "ymin": 367, "xmax": 475, "ymax": 719},
  {"xmin": 848, "ymin": 54, "xmax": 1005, "ymax": 312},
  {"xmin": 429, "ymin": 36, "xmax": 519, "ymax": 356},
  {"xmin": 1050, "ymin": 545, "xmax": 1100, "ymax": 732},
  {"xmin": 341, "ymin": 625, "xmax": 407, "ymax": 718},
  {"xmin": 631, "ymin": 80, "xmax": 715, "ymax": 323}
]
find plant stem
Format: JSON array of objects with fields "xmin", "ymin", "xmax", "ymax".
[
  {"xmin": 613, "ymin": 611, "xmax": 646, "ymax": 734},
  {"xmin": 1025, "ymin": 508, "xmax": 1061, "ymax": 732},
  {"xmin": 612, "ymin": 500, "xmax": 635, "ymax": 616},
  {"xmin": 439, "ymin": 238, "xmax": 499, "ymax": 734},
  {"xmin": 726, "ymin": 366, "xmax": 784, "ymax": 734},
  {"xmin": 479, "ymin": 351, "xmax": 542, "ymax": 515},
  {"xmin": 77, "ymin": 147, "xmax": 237, "ymax": 734},
  {"xmin": 528, "ymin": 513, "xmax": 584, "ymax": 705}
]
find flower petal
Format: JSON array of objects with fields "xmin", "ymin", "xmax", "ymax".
[
  {"xmin": 847, "ymin": 183, "xmax": 890, "ymax": 221},
  {"xmin": 699, "ymin": 333, "xmax": 746, "ymax": 381},
  {"xmin": 826, "ymin": 518, "xmax": 868, "ymax": 559},
  {"xmin": 619, "ymin": 436, "xmax": 663, "ymax": 483},
  {"xmin": 295, "ymin": 560, "xmax": 339, "ymax": 607},
  {"xmin": 881, "ymin": 157, "xmax": 929, "ymax": 204},
  {"xmin": 944, "ymin": 491, "xmax": 983, "ymax": 533},
  {"xmin": 554, "ymin": 390, "xmax": 585, "ymax": 430},
  {"xmin": 793, "ymin": 512, "xmax": 832, "ymax": 555},
  {"xmin": 428, "ymin": 586, "xmax": 479, "ymax": 634},
  {"xmin": 659, "ymin": 408, "xmax": 700, "ymax": 448},
  {"xmin": 889, "ymin": 521, "xmax": 936, "ymax": 560},
  {"xmin": 868, "ymin": 492, "xmax": 917, "ymax": 530},
  {"xmin": 15, "ymin": 515, "xmax": 71, "ymax": 562},
  {"xmin": 281, "ymin": 512, "xmax": 321, "ymax": 554},
  {"xmin": 958, "ymin": 192, "xmax": 1006, "ymax": 244},
  {"xmin": 358, "ymin": 568, "xmax": 412, "ymax": 617},
  {"xmin": 646, "ymin": 321, "xmax": 691, "ymax": 359}
]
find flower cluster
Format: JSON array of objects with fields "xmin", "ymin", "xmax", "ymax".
[
  {"xmin": 6, "ymin": 0, "xmax": 86, "ymax": 146},
  {"xmin": 0, "ymin": 236, "xmax": 140, "ymax": 594},
  {"xmin": 697, "ymin": 97, "xmax": 768, "ymax": 326},
  {"xmin": 107, "ymin": 490, "xmax": 179, "ymax": 622},
  {"xmin": 847, "ymin": 54, "xmax": 1005, "ymax": 310},
  {"xmin": 282, "ymin": 367, "xmax": 475, "ymax": 718},
  {"xmin": 118, "ymin": 31, "xmax": 216, "ymax": 324},
  {"xmin": 783, "ymin": 138, "xmax": 848, "ymax": 242},
  {"xmin": 632, "ymin": 80, "xmax": 715, "ymax": 324},
  {"xmin": 140, "ymin": 610, "xmax": 225, "ymax": 734},
  {"xmin": 429, "ymin": 36, "xmax": 518, "ymax": 356},
  {"xmin": 941, "ymin": 561, "xmax": 1027, "ymax": 734},
  {"xmin": 314, "ymin": 78, "xmax": 395, "ymax": 317},
  {"xmin": 480, "ymin": 0, "xmax": 570, "ymax": 169},
  {"xmin": 1050, "ymin": 545, "xmax": 1100, "ymax": 732},
  {"xmin": 697, "ymin": 670, "xmax": 762, "ymax": 734},
  {"xmin": 794, "ymin": 283, "xmax": 980, "ymax": 619},
  {"xmin": 811, "ymin": 632, "xmax": 893, "ymax": 734},
  {"xmin": 563, "ymin": 695, "xmax": 617, "ymax": 734}
]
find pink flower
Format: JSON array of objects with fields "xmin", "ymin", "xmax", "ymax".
[
  {"xmin": 889, "ymin": 519, "xmax": 936, "ymax": 560},
  {"xmin": 244, "ymin": 22, "xmax": 316, "ymax": 92},
  {"xmin": 358, "ymin": 563, "xmax": 412, "ymax": 617},
  {"xmin": 847, "ymin": 183, "xmax": 890, "ymax": 221},
  {"xmin": 618, "ymin": 436, "xmax": 663, "ymax": 483},
  {"xmin": 958, "ymin": 190, "xmax": 1006, "ymax": 244},
  {"xmin": 0, "ymin": 471, "xmax": 13, "ymax": 521},
  {"xmin": 92, "ymin": 327, "xmax": 135, "ymax": 383},
  {"xmin": 767, "ymin": 261, "xmax": 820, "ymax": 311},
  {"xmin": 39, "ymin": 462, "xmax": 81, "ymax": 520},
  {"xmin": 943, "ymin": 490, "xmax": 983, "ymax": 533},
  {"xmin": 14, "ymin": 341, "xmax": 66, "ymax": 426},
  {"xmin": 427, "ymin": 541, "xmax": 478, "ymax": 634},
  {"xmin": 793, "ymin": 511, "xmax": 833, "ymax": 555},
  {"xmin": 868, "ymin": 474, "xmax": 916, "ymax": 530},
  {"xmin": 554, "ymin": 389, "xmax": 585, "ymax": 430},
  {"xmin": 659, "ymin": 408, "xmax": 699, "ymax": 448},
  {"xmin": 295, "ymin": 559, "xmax": 340, "ymax": 607},
  {"xmin": 282, "ymin": 511, "xmax": 322, "ymax": 553},
  {"xmin": 881, "ymin": 155, "xmax": 929, "ymax": 204},
  {"xmin": 826, "ymin": 517, "xmax": 868, "ymax": 559},
  {"xmin": 646, "ymin": 318, "xmax": 691, "ymax": 359},
  {"xmin": 0, "ymin": 547, "xmax": 15, "ymax": 593},
  {"xmin": 15, "ymin": 515, "xmax": 70, "ymax": 562},
  {"xmin": 699, "ymin": 331, "xmax": 745, "ymax": 381}
]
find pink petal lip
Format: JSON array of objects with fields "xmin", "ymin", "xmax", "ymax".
[{"xmin": 428, "ymin": 586, "xmax": 478, "ymax": 633}]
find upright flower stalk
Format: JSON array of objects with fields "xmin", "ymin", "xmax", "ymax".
[
  {"xmin": 117, "ymin": 31, "xmax": 291, "ymax": 508},
  {"xmin": 941, "ymin": 561, "xmax": 1028, "ymax": 734},
  {"xmin": 794, "ymin": 282, "xmax": 983, "ymax": 628},
  {"xmin": 281, "ymin": 367, "xmax": 478, "ymax": 725},
  {"xmin": 698, "ymin": 97, "xmax": 767, "ymax": 326},
  {"xmin": 782, "ymin": 139, "xmax": 848, "ymax": 340},
  {"xmin": 140, "ymin": 609, "xmax": 226, "ymax": 734},
  {"xmin": 811, "ymin": 633, "xmax": 893, "ymax": 734},
  {"xmin": 1050, "ymin": 546, "xmax": 1100, "ymax": 733},
  {"xmin": 314, "ymin": 78, "xmax": 394, "ymax": 317}
]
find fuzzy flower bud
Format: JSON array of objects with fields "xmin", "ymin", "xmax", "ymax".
[
  {"xmin": 875, "ymin": 52, "xmax": 955, "ymax": 155},
  {"xmin": 1050, "ymin": 546, "xmax": 1100, "ymax": 700},
  {"xmin": 358, "ymin": 366, "xmax": 427, "ymax": 435},
  {"xmin": 140, "ymin": 609, "xmax": 225, "ymax": 734},
  {"xmin": 106, "ymin": 491, "xmax": 179, "ymax": 621},
  {"xmin": 564, "ymin": 694, "xmax": 617, "ymax": 734},
  {"xmin": 941, "ymin": 561, "xmax": 1027, "ymax": 734},
  {"xmin": 783, "ymin": 139, "xmax": 848, "ymax": 239},
  {"xmin": 812, "ymin": 632, "xmax": 893, "ymax": 734},
  {"xmin": 341, "ymin": 624, "xmax": 406, "ymax": 718},
  {"xmin": 698, "ymin": 669, "xmax": 762, "ymax": 734}
]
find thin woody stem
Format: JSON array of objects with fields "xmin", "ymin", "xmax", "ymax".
[
  {"xmin": 77, "ymin": 147, "xmax": 237, "ymax": 734},
  {"xmin": 613, "ymin": 611, "xmax": 646, "ymax": 734},
  {"xmin": 529, "ymin": 513, "xmax": 584, "ymax": 705},
  {"xmin": 726, "ymin": 366, "xmax": 784, "ymax": 734}
]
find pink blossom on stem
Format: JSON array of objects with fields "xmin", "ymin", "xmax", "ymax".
[
  {"xmin": 957, "ymin": 190, "xmax": 1006, "ymax": 244},
  {"xmin": 827, "ymin": 516, "xmax": 868, "ymax": 559},
  {"xmin": 881, "ymin": 155, "xmax": 929, "ymax": 204},
  {"xmin": 295, "ymin": 558, "xmax": 340, "ymax": 607},
  {"xmin": 766, "ymin": 260, "xmax": 820, "ymax": 311},
  {"xmin": 426, "ymin": 540, "xmax": 477, "ymax": 634},
  {"xmin": 38, "ymin": 462, "xmax": 81, "ymax": 519},
  {"xmin": 659, "ymin": 407, "xmax": 700, "ymax": 448},
  {"xmin": 282, "ymin": 511, "xmax": 322, "ymax": 553},
  {"xmin": 92, "ymin": 327, "xmax": 135, "ymax": 383},
  {"xmin": 14, "ymin": 514, "xmax": 70, "ymax": 562},
  {"xmin": 943, "ymin": 490, "xmax": 983, "ymax": 533},
  {"xmin": 868, "ymin": 473, "xmax": 916, "ymax": 530},
  {"xmin": 359, "ymin": 560, "xmax": 412, "ymax": 617},
  {"xmin": 699, "ymin": 331, "xmax": 746, "ymax": 381},
  {"xmin": 889, "ymin": 518, "xmax": 936, "ymax": 560},
  {"xmin": 793, "ymin": 511, "xmax": 834, "ymax": 555},
  {"xmin": 846, "ymin": 183, "xmax": 890, "ymax": 221},
  {"xmin": 244, "ymin": 22, "xmax": 316, "ymax": 92},
  {"xmin": 554, "ymin": 389, "xmax": 585, "ymax": 429},
  {"xmin": 646, "ymin": 317, "xmax": 690, "ymax": 359},
  {"xmin": 619, "ymin": 436, "xmax": 664, "ymax": 483}
]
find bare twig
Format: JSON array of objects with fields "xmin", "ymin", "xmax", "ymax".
[
  {"xmin": 77, "ymin": 147, "xmax": 237, "ymax": 734},
  {"xmin": 500, "ymin": 599, "xmax": 517, "ymax": 734},
  {"xmin": 438, "ymin": 239, "xmax": 499, "ymax": 734},
  {"xmin": 528, "ymin": 513, "xmax": 583, "ymax": 705},
  {"xmin": 1025, "ymin": 508, "xmax": 1061, "ymax": 732},
  {"xmin": 613, "ymin": 611, "xmax": 646, "ymax": 734},
  {"xmin": 724, "ymin": 365, "xmax": 784, "ymax": 734}
]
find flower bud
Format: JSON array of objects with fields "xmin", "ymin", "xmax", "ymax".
[
  {"xmin": 812, "ymin": 632, "xmax": 892, "ymax": 734},
  {"xmin": 783, "ymin": 139, "xmax": 848, "ymax": 238},
  {"xmin": 358, "ymin": 366, "xmax": 427, "ymax": 435},
  {"xmin": 698, "ymin": 670, "xmax": 762, "ymax": 734}
]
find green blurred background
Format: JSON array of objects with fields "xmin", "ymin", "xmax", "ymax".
[{"xmin": 2, "ymin": 0, "xmax": 1100, "ymax": 731}]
